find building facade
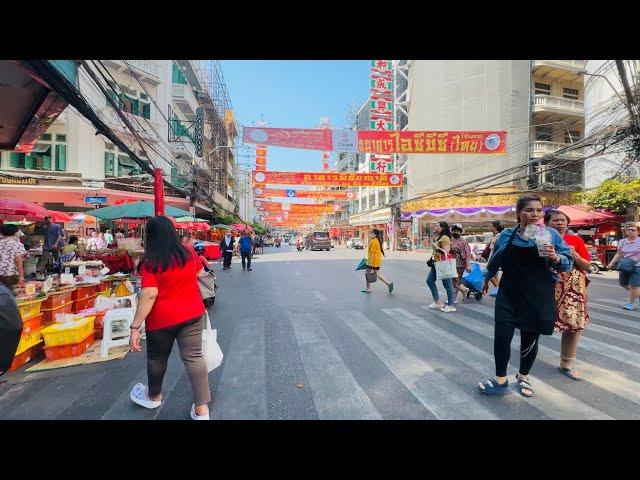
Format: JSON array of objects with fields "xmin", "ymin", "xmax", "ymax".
[
  {"xmin": 0, "ymin": 60, "xmax": 238, "ymax": 217},
  {"xmin": 584, "ymin": 60, "xmax": 640, "ymax": 189}
]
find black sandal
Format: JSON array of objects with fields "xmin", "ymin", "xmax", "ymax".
[{"xmin": 515, "ymin": 373, "xmax": 534, "ymax": 397}]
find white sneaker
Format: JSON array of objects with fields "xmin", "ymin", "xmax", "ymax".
[
  {"xmin": 130, "ymin": 383, "xmax": 162, "ymax": 409},
  {"xmin": 440, "ymin": 305, "xmax": 457, "ymax": 313},
  {"xmin": 190, "ymin": 404, "xmax": 210, "ymax": 420},
  {"xmin": 428, "ymin": 302, "xmax": 444, "ymax": 309}
]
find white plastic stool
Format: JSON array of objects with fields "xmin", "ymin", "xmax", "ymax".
[{"xmin": 100, "ymin": 308, "xmax": 135, "ymax": 357}]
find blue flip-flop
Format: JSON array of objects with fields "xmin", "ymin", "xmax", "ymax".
[
  {"xmin": 622, "ymin": 303, "xmax": 636, "ymax": 311},
  {"xmin": 478, "ymin": 378, "xmax": 509, "ymax": 395},
  {"xmin": 361, "ymin": 289, "xmax": 371, "ymax": 294}
]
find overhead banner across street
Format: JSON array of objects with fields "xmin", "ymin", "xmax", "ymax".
[
  {"xmin": 243, "ymin": 126, "xmax": 506, "ymax": 154},
  {"xmin": 253, "ymin": 187, "xmax": 356, "ymax": 200},
  {"xmin": 243, "ymin": 127, "xmax": 358, "ymax": 152},
  {"xmin": 254, "ymin": 200, "xmax": 336, "ymax": 214},
  {"xmin": 358, "ymin": 130, "xmax": 507, "ymax": 154},
  {"xmin": 252, "ymin": 170, "xmax": 403, "ymax": 187}
]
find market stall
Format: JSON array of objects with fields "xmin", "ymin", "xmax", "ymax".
[{"xmin": 556, "ymin": 204, "xmax": 625, "ymax": 265}]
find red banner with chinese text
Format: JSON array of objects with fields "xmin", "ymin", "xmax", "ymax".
[
  {"xmin": 252, "ymin": 171, "xmax": 403, "ymax": 187},
  {"xmin": 244, "ymin": 127, "xmax": 332, "ymax": 150},
  {"xmin": 358, "ymin": 130, "xmax": 507, "ymax": 154},
  {"xmin": 253, "ymin": 188, "xmax": 356, "ymax": 200}
]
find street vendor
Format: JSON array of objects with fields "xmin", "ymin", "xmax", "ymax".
[{"xmin": 36, "ymin": 216, "xmax": 64, "ymax": 274}]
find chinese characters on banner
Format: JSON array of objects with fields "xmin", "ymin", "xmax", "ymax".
[
  {"xmin": 252, "ymin": 170, "xmax": 404, "ymax": 187},
  {"xmin": 253, "ymin": 200, "xmax": 335, "ymax": 214},
  {"xmin": 252, "ymin": 187, "xmax": 355, "ymax": 200},
  {"xmin": 255, "ymin": 145, "xmax": 267, "ymax": 171},
  {"xmin": 358, "ymin": 131, "xmax": 507, "ymax": 154},
  {"xmin": 369, "ymin": 60, "xmax": 394, "ymax": 173}
]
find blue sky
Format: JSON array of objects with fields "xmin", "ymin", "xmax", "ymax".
[{"xmin": 221, "ymin": 60, "xmax": 370, "ymax": 174}]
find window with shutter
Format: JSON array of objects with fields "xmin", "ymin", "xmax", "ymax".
[{"xmin": 55, "ymin": 144, "xmax": 67, "ymax": 171}]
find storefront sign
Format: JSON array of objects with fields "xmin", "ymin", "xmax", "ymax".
[
  {"xmin": 358, "ymin": 131, "xmax": 507, "ymax": 154},
  {"xmin": 577, "ymin": 228, "xmax": 597, "ymax": 236},
  {"xmin": 349, "ymin": 207, "xmax": 392, "ymax": 226},
  {"xmin": 253, "ymin": 171, "xmax": 403, "ymax": 187},
  {"xmin": 85, "ymin": 196, "xmax": 108, "ymax": 205},
  {"xmin": 0, "ymin": 175, "xmax": 38, "ymax": 185}
]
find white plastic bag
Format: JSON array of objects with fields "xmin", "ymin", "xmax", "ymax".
[
  {"xmin": 435, "ymin": 258, "xmax": 458, "ymax": 280},
  {"xmin": 202, "ymin": 311, "xmax": 223, "ymax": 372}
]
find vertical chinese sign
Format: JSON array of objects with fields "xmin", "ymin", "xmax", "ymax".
[
  {"xmin": 320, "ymin": 116, "xmax": 331, "ymax": 171},
  {"xmin": 255, "ymin": 145, "xmax": 267, "ymax": 172},
  {"xmin": 369, "ymin": 60, "xmax": 394, "ymax": 174}
]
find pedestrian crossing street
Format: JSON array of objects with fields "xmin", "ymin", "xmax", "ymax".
[
  {"xmin": 1, "ymin": 291, "xmax": 639, "ymax": 420},
  {"xmin": 210, "ymin": 293, "xmax": 640, "ymax": 420}
]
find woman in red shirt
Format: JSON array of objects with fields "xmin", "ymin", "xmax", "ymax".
[
  {"xmin": 544, "ymin": 209, "xmax": 592, "ymax": 381},
  {"xmin": 129, "ymin": 216, "xmax": 210, "ymax": 420}
]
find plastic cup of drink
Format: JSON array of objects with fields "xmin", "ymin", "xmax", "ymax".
[{"xmin": 536, "ymin": 238, "xmax": 549, "ymax": 257}]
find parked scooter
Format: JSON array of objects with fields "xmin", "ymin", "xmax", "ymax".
[
  {"xmin": 590, "ymin": 251, "xmax": 605, "ymax": 274},
  {"xmin": 275, "ymin": 240, "xmax": 281, "ymax": 248}
]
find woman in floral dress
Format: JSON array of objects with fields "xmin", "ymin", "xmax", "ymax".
[{"xmin": 544, "ymin": 209, "xmax": 592, "ymax": 381}]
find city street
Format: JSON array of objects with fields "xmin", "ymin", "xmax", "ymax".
[{"xmin": 1, "ymin": 245, "xmax": 639, "ymax": 420}]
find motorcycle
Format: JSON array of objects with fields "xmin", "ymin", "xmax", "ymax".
[
  {"xmin": 296, "ymin": 243, "xmax": 303, "ymax": 252},
  {"xmin": 590, "ymin": 251, "xmax": 605, "ymax": 274},
  {"xmin": 275, "ymin": 240, "xmax": 281, "ymax": 248}
]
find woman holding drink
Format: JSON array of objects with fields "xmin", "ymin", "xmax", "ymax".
[{"xmin": 478, "ymin": 195, "xmax": 573, "ymax": 398}]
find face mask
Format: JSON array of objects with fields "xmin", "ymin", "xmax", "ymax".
[{"xmin": 452, "ymin": 233, "xmax": 461, "ymax": 238}]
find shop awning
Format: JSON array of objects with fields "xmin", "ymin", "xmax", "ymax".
[
  {"xmin": 91, "ymin": 200, "xmax": 192, "ymax": 220},
  {"xmin": 556, "ymin": 205, "xmax": 625, "ymax": 226}
]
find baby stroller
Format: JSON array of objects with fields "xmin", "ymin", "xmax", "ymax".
[{"xmin": 461, "ymin": 263, "xmax": 484, "ymax": 301}]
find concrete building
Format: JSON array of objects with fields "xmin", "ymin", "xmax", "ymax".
[
  {"xmin": 0, "ymin": 60, "xmax": 238, "ymax": 217},
  {"xmin": 584, "ymin": 60, "xmax": 640, "ymax": 189}
]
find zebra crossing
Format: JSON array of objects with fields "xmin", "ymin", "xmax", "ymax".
[
  {"xmin": 1, "ymin": 289, "xmax": 639, "ymax": 420},
  {"xmin": 206, "ymin": 293, "xmax": 640, "ymax": 420}
]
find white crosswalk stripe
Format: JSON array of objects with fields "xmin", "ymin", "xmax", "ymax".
[
  {"xmin": 289, "ymin": 313, "xmax": 381, "ymax": 420},
  {"xmin": 386, "ymin": 308, "xmax": 612, "ymax": 420},
  {"xmin": 337, "ymin": 310, "xmax": 499, "ymax": 419},
  {"xmin": 589, "ymin": 301, "xmax": 640, "ymax": 318},
  {"xmin": 425, "ymin": 304, "xmax": 640, "ymax": 408},
  {"xmin": 460, "ymin": 303, "xmax": 640, "ymax": 369}
]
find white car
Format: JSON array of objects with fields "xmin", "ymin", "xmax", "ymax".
[{"xmin": 345, "ymin": 239, "xmax": 353, "ymax": 248}]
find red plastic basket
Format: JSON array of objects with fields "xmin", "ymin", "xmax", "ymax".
[
  {"xmin": 9, "ymin": 342, "xmax": 43, "ymax": 372},
  {"xmin": 41, "ymin": 302, "xmax": 74, "ymax": 326},
  {"xmin": 41, "ymin": 289, "xmax": 75, "ymax": 310},
  {"xmin": 43, "ymin": 332, "xmax": 96, "ymax": 361},
  {"xmin": 72, "ymin": 294, "xmax": 98, "ymax": 313},
  {"xmin": 22, "ymin": 313, "xmax": 43, "ymax": 336},
  {"xmin": 72, "ymin": 284, "xmax": 99, "ymax": 302}
]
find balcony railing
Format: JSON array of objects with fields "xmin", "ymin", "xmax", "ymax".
[
  {"xmin": 172, "ymin": 83, "xmax": 199, "ymax": 114},
  {"xmin": 531, "ymin": 141, "xmax": 583, "ymax": 159},
  {"xmin": 125, "ymin": 59, "xmax": 160, "ymax": 78},
  {"xmin": 533, "ymin": 95, "xmax": 584, "ymax": 115},
  {"xmin": 533, "ymin": 60, "xmax": 586, "ymax": 70}
]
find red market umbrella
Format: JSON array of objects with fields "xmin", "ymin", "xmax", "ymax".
[
  {"xmin": 231, "ymin": 223, "xmax": 254, "ymax": 233},
  {"xmin": 48, "ymin": 210, "xmax": 73, "ymax": 223},
  {"xmin": 556, "ymin": 205, "xmax": 625, "ymax": 226},
  {"xmin": 0, "ymin": 197, "xmax": 51, "ymax": 220}
]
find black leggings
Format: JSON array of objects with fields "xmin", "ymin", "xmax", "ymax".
[{"xmin": 494, "ymin": 322, "xmax": 540, "ymax": 377}]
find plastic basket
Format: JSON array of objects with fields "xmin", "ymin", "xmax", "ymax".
[
  {"xmin": 98, "ymin": 288, "xmax": 111, "ymax": 298},
  {"xmin": 15, "ymin": 328, "xmax": 44, "ymax": 356},
  {"xmin": 22, "ymin": 313, "xmax": 43, "ymax": 336},
  {"xmin": 72, "ymin": 294, "xmax": 98, "ymax": 313},
  {"xmin": 17, "ymin": 297, "xmax": 46, "ymax": 321},
  {"xmin": 40, "ymin": 316, "xmax": 96, "ymax": 347},
  {"xmin": 72, "ymin": 284, "xmax": 100, "ymax": 301},
  {"xmin": 41, "ymin": 301, "xmax": 75, "ymax": 326},
  {"xmin": 41, "ymin": 288, "xmax": 75, "ymax": 310},
  {"xmin": 9, "ymin": 342, "xmax": 43, "ymax": 372},
  {"xmin": 44, "ymin": 332, "xmax": 95, "ymax": 361}
]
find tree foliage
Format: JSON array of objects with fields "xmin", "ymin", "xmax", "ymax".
[{"xmin": 582, "ymin": 179, "xmax": 640, "ymax": 214}]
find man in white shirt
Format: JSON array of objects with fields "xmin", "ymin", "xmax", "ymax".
[{"xmin": 220, "ymin": 229, "xmax": 235, "ymax": 270}]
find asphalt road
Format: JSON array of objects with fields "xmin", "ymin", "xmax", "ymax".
[{"xmin": 1, "ymin": 245, "xmax": 639, "ymax": 420}]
